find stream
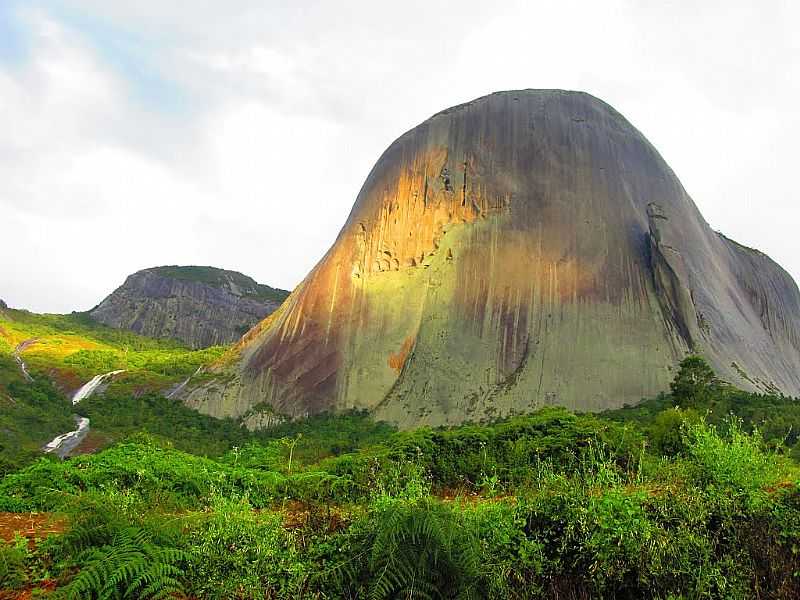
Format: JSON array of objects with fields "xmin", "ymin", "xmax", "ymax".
[
  {"xmin": 166, "ymin": 366, "xmax": 202, "ymax": 399},
  {"xmin": 42, "ymin": 370, "xmax": 126, "ymax": 458},
  {"xmin": 13, "ymin": 339, "xmax": 35, "ymax": 382},
  {"xmin": 71, "ymin": 370, "xmax": 126, "ymax": 405},
  {"xmin": 42, "ymin": 417, "xmax": 91, "ymax": 458}
]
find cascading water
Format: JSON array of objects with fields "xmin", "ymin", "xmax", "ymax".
[
  {"xmin": 43, "ymin": 417, "xmax": 90, "ymax": 458},
  {"xmin": 43, "ymin": 370, "xmax": 125, "ymax": 457},
  {"xmin": 72, "ymin": 370, "xmax": 126, "ymax": 405},
  {"xmin": 167, "ymin": 366, "xmax": 202, "ymax": 399},
  {"xmin": 14, "ymin": 354, "xmax": 32, "ymax": 382},
  {"xmin": 13, "ymin": 339, "xmax": 35, "ymax": 382}
]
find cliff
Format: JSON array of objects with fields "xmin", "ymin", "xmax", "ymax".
[
  {"xmin": 89, "ymin": 266, "xmax": 289, "ymax": 349},
  {"xmin": 183, "ymin": 90, "xmax": 800, "ymax": 427}
]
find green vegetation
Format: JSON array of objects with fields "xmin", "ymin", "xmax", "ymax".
[
  {"xmin": 0, "ymin": 367, "xmax": 74, "ymax": 475},
  {"xmin": 0, "ymin": 304, "xmax": 396, "ymax": 473},
  {"xmin": 1, "ymin": 352, "xmax": 799, "ymax": 598},
  {"xmin": 0, "ymin": 309, "xmax": 188, "ymax": 351},
  {"xmin": 0, "ymin": 308, "xmax": 227, "ymax": 473},
  {"xmin": 605, "ymin": 355, "xmax": 800, "ymax": 459},
  {"xmin": 149, "ymin": 265, "xmax": 290, "ymax": 304}
]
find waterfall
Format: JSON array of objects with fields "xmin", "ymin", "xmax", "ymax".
[
  {"xmin": 41, "ymin": 370, "xmax": 125, "ymax": 459},
  {"xmin": 43, "ymin": 417, "xmax": 90, "ymax": 458},
  {"xmin": 166, "ymin": 366, "xmax": 202, "ymax": 399},
  {"xmin": 13, "ymin": 340, "xmax": 35, "ymax": 382},
  {"xmin": 14, "ymin": 354, "xmax": 32, "ymax": 382},
  {"xmin": 72, "ymin": 370, "xmax": 125, "ymax": 405}
]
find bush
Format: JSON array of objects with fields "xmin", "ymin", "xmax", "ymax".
[
  {"xmin": 183, "ymin": 497, "xmax": 307, "ymax": 599},
  {"xmin": 683, "ymin": 418, "xmax": 786, "ymax": 508},
  {"xmin": 0, "ymin": 536, "xmax": 29, "ymax": 591},
  {"xmin": 1, "ymin": 390, "xmax": 799, "ymax": 599},
  {"xmin": 649, "ymin": 407, "xmax": 700, "ymax": 456},
  {"xmin": 362, "ymin": 495, "xmax": 482, "ymax": 599}
]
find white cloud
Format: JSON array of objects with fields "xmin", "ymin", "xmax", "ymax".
[{"xmin": 1, "ymin": 0, "xmax": 799, "ymax": 314}]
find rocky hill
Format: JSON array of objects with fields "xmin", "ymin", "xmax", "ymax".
[
  {"xmin": 89, "ymin": 266, "xmax": 289, "ymax": 349},
  {"xmin": 183, "ymin": 90, "xmax": 800, "ymax": 427}
]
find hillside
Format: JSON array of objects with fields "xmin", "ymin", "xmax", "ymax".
[
  {"xmin": 0, "ymin": 308, "xmax": 227, "ymax": 472},
  {"xmin": 88, "ymin": 266, "xmax": 290, "ymax": 349},
  {"xmin": 2, "ymin": 299, "xmax": 800, "ymax": 598}
]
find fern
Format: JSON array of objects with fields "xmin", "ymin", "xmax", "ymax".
[
  {"xmin": 57, "ymin": 526, "xmax": 186, "ymax": 600},
  {"xmin": 0, "ymin": 538, "xmax": 28, "ymax": 590},
  {"xmin": 367, "ymin": 498, "xmax": 482, "ymax": 600},
  {"xmin": 49, "ymin": 492, "xmax": 187, "ymax": 600}
]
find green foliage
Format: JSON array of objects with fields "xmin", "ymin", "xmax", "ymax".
[
  {"xmin": 0, "ymin": 437, "xmax": 285, "ymax": 511},
  {"xmin": 183, "ymin": 497, "xmax": 306, "ymax": 599},
  {"xmin": 671, "ymin": 355, "xmax": 721, "ymax": 408},
  {"xmin": 1, "ymin": 309, "xmax": 186, "ymax": 352},
  {"xmin": 78, "ymin": 392, "xmax": 253, "ymax": 458},
  {"xmin": 50, "ymin": 493, "xmax": 186, "ymax": 600},
  {"xmin": 0, "ymin": 536, "xmax": 29, "ymax": 590},
  {"xmin": 0, "ymin": 307, "xmax": 232, "ymax": 472},
  {"xmin": 56, "ymin": 527, "xmax": 185, "ymax": 600},
  {"xmin": 1, "ymin": 408, "xmax": 799, "ymax": 599},
  {"xmin": 383, "ymin": 407, "xmax": 643, "ymax": 492},
  {"xmin": 0, "ymin": 366, "xmax": 74, "ymax": 476},
  {"xmin": 464, "ymin": 501, "xmax": 544, "ymax": 597},
  {"xmin": 365, "ymin": 496, "xmax": 482, "ymax": 600},
  {"xmin": 233, "ymin": 409, "xmax": 397, "ymax": 465},
  {"xmin": 649, "ymin": 407, "xmax": 701, "ymax": 456},
  {"xmin": 2, "ymin": 352, "xmax": 800, "ymax": 599},
  {"xmin": 64, "ymin": 349, "xmax": 122, "ymax": 372},
  {"xmin": 63, "ymin": 346, "xmax": 226, "ymax": 379},
  {"xmin": 683, "ymin": 418, "xmax": 787, "ymax": 507},
  {"xmin": 606, "ymin": 354, "xmax": 800, "ymax": 457}
]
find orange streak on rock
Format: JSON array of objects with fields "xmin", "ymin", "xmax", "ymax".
[{"xmin": 388, "ymin": 336, "xmax": 415, "ymax": 373}]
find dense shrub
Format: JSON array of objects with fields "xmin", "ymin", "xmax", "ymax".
[
  {"xmin": 0, "ymin": 537, "xmax": 29, "ymax": 591},
  {"xmin": 2, "ymin": 355, "xmax": 800, "ymax": 599},
  {"xmin": 183, "ymin": 497, "xmax": 308, "ymax": 599}
]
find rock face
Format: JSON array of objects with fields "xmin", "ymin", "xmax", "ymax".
[
  {"xmin": 185, "ymin": 90, "xmax": 800, "ymax": 427},
  {"xmin": 89, "ymin": 266, "xmax": 289, "ymax": 349}
]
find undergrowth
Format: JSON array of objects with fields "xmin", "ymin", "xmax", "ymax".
[{"xmin": 1, "ymin": 357, "xmax": 799, "ymax": 598}]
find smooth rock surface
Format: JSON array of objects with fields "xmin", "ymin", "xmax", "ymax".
[{"xmin": 185, "ymin": 90, "xmax": 800, "ymax": 427}]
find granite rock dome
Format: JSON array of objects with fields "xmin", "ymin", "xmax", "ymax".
[{"xmin": 185, "ymin": 90, "xmax": 800, "ymax": 427}]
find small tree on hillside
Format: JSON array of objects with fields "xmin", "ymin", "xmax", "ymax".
[{"xmin": 670, "ymin": 355, "xmax": 720, "ymax": 409}]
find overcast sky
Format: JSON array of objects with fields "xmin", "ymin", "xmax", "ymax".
[{"xmin": 1, "ymin": 0, "xmax": 798, "ymax": 313}]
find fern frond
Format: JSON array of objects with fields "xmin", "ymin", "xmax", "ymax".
[
  {"xmin": 367, "ymin": 498, "xmax": 481, "ymax": 600},
  {"xmin": 56, "ymin": 524, "xmax": 186, "ymax": 600}
]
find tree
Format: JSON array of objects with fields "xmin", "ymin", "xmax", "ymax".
[{"xmin": 670, "ymin": 355, "xmax": 720, "ymax": 409}]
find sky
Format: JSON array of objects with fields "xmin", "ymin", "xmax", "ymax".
[{"xmin": 0, "ymin": 0, "xmax": 798, "ymax": 313}]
